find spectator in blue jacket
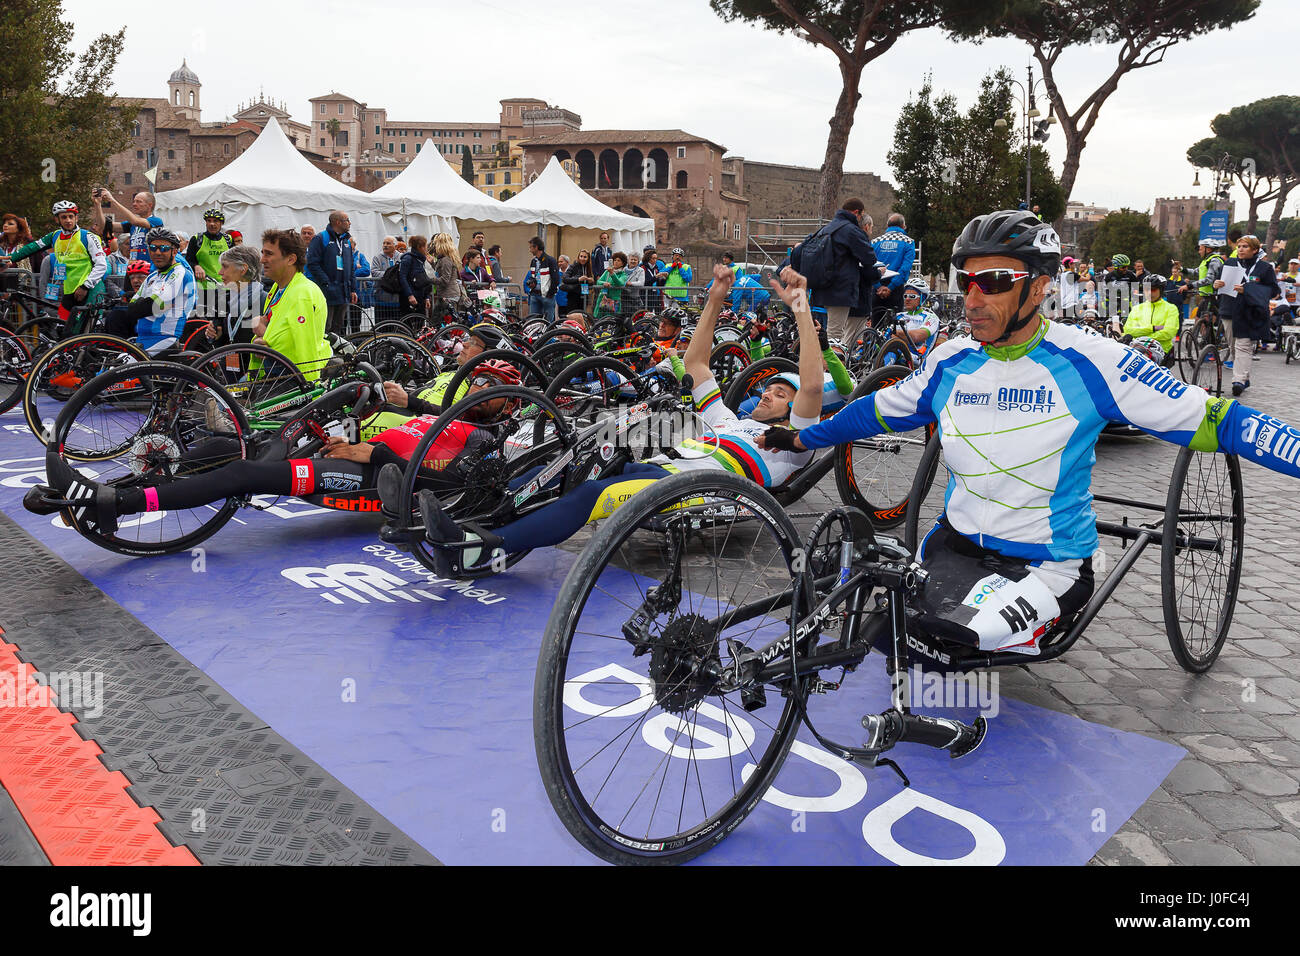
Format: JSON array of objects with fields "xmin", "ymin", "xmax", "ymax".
[
  {"xmin": 790, "ymin": 198, "xmax": 877, "ymax": 345},
  {"xmin": 871, "ymin": 213, "xmax": 916, "ymax": 321},
  {"xmin": 305, "ymin": 210, "xmax": 357, "ymax": 334},
  {"xmin": 399, "ymin": 235, "xmax": 432, "ymax": 315}
]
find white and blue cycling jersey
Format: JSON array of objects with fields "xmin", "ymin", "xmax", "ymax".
[
  {"xmin": 131, "ymin": 261, "xmax": 197, "ymax": 353},
  {"xmin": 799, "ymin": 318, "xmax": 1300, "ymax": 562}
]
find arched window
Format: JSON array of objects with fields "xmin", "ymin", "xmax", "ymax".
[
  {"xmin": 173, "ymin": 90, "xmax": 179, "ymax": 106},
  {"xmin": 598, "ymin": 149, "xmax": 620, "ymax": 188},
  {"xmin": 552, "ymin": 149, "xmax": 571, "ymax": 164},
  {"xmin": 132, "ymin": 121, "xmax": 141, "ymax": 137},
  {"xmin": 189, "ymin": 91, "xmax": 195, "ymax": 108},
  {"xmin": 575, "ymin": 150, "xmax": 596, "ymax": 189},
  {"xmin": 675, "ymin": 170, "xmax": 688, "ymax": 189},
  {"xmin": 622, "ymin": 148, "xmax": 645, "ymax": 189},
  {"xmin": 646, "ymin": 149, "xmax": 669, "ymax": 189}
]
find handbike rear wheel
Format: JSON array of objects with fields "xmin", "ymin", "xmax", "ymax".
[
  {"xmin": 533, "ymin": 470, "xmax": 809, "ymax": 865},
  {"xmin": 48, "ymin": 361, "xmax": 250, "ymax": 556},
  {"xmin": 23, "ymin": 334, "xmax": 150, "ymax": 451},
  {"xmin": 1190, "ymin": 345, "xmax": 1223, "ymax": 397},
  {"xmin": 1160, "ymin": 447, "xmax": 1244, "ymax": 672},
  {"xmin": 0, "ymin": 327, "xmax": 34, "ymax": 415},
  {"xmin": 902, "ymin": 433, "xmax": 948, "ymax": 554}
]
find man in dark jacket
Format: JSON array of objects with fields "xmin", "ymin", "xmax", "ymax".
[
  {"xmin": 525, "ymin": 236, "xmax": 559, "ymax": 320},
  {"xmin": 305, "ymin": 210, "xmax": 357, "ymax": 334},
  {"xmin": 790, "ymin": 198, "xmax": 877, "ymax": 345}
]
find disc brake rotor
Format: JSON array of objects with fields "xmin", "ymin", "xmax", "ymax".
[{"xmin": 128, "ymin": 433, "xmax": 182, "ymax": 477}]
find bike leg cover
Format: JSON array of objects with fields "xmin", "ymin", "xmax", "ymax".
[{"xmin": 143, "ymin": 488, "xmax": 160, "ymax": 512}]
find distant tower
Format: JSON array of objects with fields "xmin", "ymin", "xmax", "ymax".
[{"xmin": 168, "ymin": 60, "xmax": 201, "ymax": 121}]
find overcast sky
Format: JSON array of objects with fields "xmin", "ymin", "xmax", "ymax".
[{"xmin": 67, "ymin": 0, "xmax": 1294, "ymax": 220}]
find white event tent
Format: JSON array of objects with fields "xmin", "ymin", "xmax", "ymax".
[
  {"xmin": 505, "ymin": 157, "xmax": 656, "ymax": 265},
  {"xmin": 371, "ymin": 141, "xmax": 540, "ymax": 275},
  {"xmin": 154, "ymin": 116, "xmax": 403, "ymax": 256}
]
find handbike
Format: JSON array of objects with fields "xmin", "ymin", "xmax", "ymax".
[{"xmin": 533, "ymin": 437, "xmax": 1244, "ymax": 863}]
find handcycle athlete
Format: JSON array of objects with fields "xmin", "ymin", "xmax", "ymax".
[
  {"xmin": 531, "ymin": 209, "xmax": 1300, "ymax": 865},
  {"xmin": 414, "ymin": 264, "xmax": 828, "ymax": 577},
  {"xmin": 24, "ymin": 360, "xmax": 525, "ymax": 540},
  {"xmin": 761, "ymin": 209, "xmax": 1300, "ymax": 660}
]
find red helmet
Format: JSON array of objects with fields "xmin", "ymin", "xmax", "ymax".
[
  {"xmin": 472, "ymin": 359, "xmax": 521, "ymax": 386},
  {"xmin": 126, "ymin": 260, "xmax": 152, "ymax": 276},
  {"xmin": 561, "ymin": 316, "xmax": 587, "ymax": 332}
]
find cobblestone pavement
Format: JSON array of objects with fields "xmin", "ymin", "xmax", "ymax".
[{"xmin": 561, "ymin": 346, "xmax": 1300, "ymax": 864}]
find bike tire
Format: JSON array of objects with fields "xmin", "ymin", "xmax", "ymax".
[
  {"xmin": 0, "ymin": 326, "xmax": 34, "ymax": 415},
  {"xmin": 22, "ymin": 333, "xmax": 150, "ymax": 451},
  {"xmin": 1191, "ymin": 345, "xmax": 1222, "ymax": 397},
  {"xmin": 902, "ymin": 433, "xmax": 947, "ymax": 554},
  {"xmin": 533, "ymin": 469, "xmax": 807, "ymax": 865},
  {"xmin": 721, "ymin": 356, "xmax": 798, "ymax": 413},
  {"xmin": 833, "ymin": 365, "xmax": 935, "ymax": 528},
  {"xmin": 1160, "ymin": 447, "xmax": 1244, "ymax": 672},
  {"xmin": 47, "ymin": 360, "xmax": 249, "ymax": 556},
  {"xmin": 872, "ymin": 338, "xmax": 913, "ymax": 372}
]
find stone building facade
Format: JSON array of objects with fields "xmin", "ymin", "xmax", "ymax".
[
  {"xmin": 720, "ymin": 157, "xmax": 895, "ymax": 231},
  {"xmin": 1151, "ymin": 195, "xmax": 1234, "ymax": 241},
  {"xmin": 518, "ymin": 130, "xmax": 748, "ymax": 248}
]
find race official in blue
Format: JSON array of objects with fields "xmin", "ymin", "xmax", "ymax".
[
  {"xmin": 305, "ymin": 210, "xmax": 357, "ymax": 335},
  {"xmin": 871, "ymin": 213, "xmax": 916, "ymax": 320}
]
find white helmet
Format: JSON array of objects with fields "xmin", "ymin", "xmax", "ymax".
[{"xmin": 52, "ymin": 200, "xmax": 78, "ymax": 217}]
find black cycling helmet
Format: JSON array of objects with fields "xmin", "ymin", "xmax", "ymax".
[
  {"xmin": 145, "ymin": 226, "xmax": 181, "ymax": 248},
  {"xmin": 1142, "ymin": 273, "xmax": 1167, "ymax": 291},
  {"xmin": 951, "ymin": 209, "xmax": 1062, "ymax": 343},
  {"xmin": 468, "ymin": 323, "xmax": 511, "ymax": 350},
  {"xmin": 202, "ymin": 208, "xmax": 226, "ymax": 223},
  {"xmin": 659, "ymin": 305, "xmax": 687, "ymax": 327}
]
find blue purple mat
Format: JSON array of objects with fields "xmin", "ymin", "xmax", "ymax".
[{"xmin": 0, "ymin": 408, "xmax": 1183, "ymax": 864}]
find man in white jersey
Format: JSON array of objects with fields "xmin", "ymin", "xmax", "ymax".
[{"xmin": 762, "ymin": 209, "xmax": 1300, "ymax": 658}]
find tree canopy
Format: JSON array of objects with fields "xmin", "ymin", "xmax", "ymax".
[
  {"xmin": 888, "ymin": 69, "xmax": 1064, "ymax": 275},
  {"xmin": 0, "ymin": 0, "xmax": 135, "ymax": 223},
  {"xmin": 1081, "ymin": 208, "xmax": 1173, "ymax": 269},
  {"xmin": 949, "ymin": 0, "xmax": 1258, "ymax": 204},
  {"xmin": 710, "ymin": 0, "xmax": 951, "ymax": 219}
]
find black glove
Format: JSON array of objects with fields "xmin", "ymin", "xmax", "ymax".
[
  {"xmin": 817, "ymin": 321, "xmax": 830, "ymax": 351},
  {"xmin": 763, "ymin": 426, "xmax": 800, "ymax": 452}
]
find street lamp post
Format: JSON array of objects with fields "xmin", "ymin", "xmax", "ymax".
[
  {"xmin": 993, "ymin": 65, "xmax": 1056, "ymax": 208},
  {"xmin": 1190, "ymin": 153, "xmax": 1235, "ymax": 212}
]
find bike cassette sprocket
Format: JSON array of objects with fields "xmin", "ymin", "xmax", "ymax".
[{"xmin": 649, "ymin": 613, "xmax": 720, "ymax": 714}]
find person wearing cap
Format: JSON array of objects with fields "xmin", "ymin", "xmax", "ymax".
[
  {"xmin": 759, "ymin": 208, "xmax": 1300, "ymax": 659},
  {"xmin": 415, "ymin": 263, "xmax": 826, "ymax": 577},
  {"xmin": 661, "ymin": 248, "xmax": 693, "ymax": 303},
  {"xmin": 184, "ymin": 209, "xmax": 235, "ymax": 291}
]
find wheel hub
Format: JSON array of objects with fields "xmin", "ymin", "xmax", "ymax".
[
  {"xmin": 649, "ymin": 613, "xmax": 720, "ymax": 714},
  {"xmin": 129, "ymin": 433, "xmax": 181, "ymax": 477}
]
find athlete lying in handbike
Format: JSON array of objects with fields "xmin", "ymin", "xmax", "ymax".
[
  {"xmin": 25, "ymin": 361, "xmax": 524, "ymax": 536},
  {"xmin": 414, "ymin": 264, "xmax": 827, "ymax": 577}
]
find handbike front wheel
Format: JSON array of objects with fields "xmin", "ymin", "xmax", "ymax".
[
  {"xmin": 533, "ymin": 470, "xmax": 808, "ymax": 865},
  {"xmin": 1160, "ymin": 446, "xmax": 1244, "ymax": 672},
  {"xmin": 23, "ymin": 334, "xmax": 150, "ymax": 453}
]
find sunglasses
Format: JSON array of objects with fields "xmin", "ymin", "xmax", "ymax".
[
  {"xmin": 470, "ymin": 375, "xmax": 498, "ymax": 387},
  {"xmin": 147, "ymin": 244, "xmax": 174, "ymax": 253},
  {"xmin": 955, "ymin": 269, "xmax": 1030, "ymax": 295}
]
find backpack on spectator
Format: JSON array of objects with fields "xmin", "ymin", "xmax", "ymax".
[
  {"xmin": 799, "ymin": 220, "xmax": 849, "ymax": 287},
  {"xmin": 379, "ymin": 263, "xmax": 403, "ymax": 294}
]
